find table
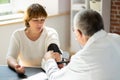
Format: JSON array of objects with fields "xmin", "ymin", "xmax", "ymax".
[{"xmin": 0, "ymin": 65, "xmax": 47, "ymax": 80}]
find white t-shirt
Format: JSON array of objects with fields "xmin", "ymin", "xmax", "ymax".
[{"xmin": 7, "ymin": 26, "xmax": 60, "ymax": 67}]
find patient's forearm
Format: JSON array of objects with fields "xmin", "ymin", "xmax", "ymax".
[{"xmin": 7, "ymin": 56, "xmax": 18, "ymax": 69}]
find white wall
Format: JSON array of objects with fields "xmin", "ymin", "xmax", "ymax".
[
  {"xmin": 46, "ymin": 15, "xmax": 70, "ymax": 50},
  {"xmin": 101, "ymin": 0, "xmax": 111, "ymax": 32},
  {"xmin": 0, "ymin": 14, "xmax": 70, "ymax": 65}
]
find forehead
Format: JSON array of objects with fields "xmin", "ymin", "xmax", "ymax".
[
  {"xmin": 30, "ymin": 14, "xmax": 46, "ymax": 18},
  {"xmin": 28, "ymin": 10, "xmax": 47, "ymax": 19},
  {"xmin": 32, "ymin": 17, "xmax": 46, "ymax": 19}
]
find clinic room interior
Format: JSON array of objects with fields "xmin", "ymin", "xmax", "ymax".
[{"xmin": 0, "ymin": 0, "xmax": 119, "ymax": 65}]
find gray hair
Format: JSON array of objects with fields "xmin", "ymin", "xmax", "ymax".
[{"xmin": 73, "ymin": 9, "xmax": 104, "ymax": 36}]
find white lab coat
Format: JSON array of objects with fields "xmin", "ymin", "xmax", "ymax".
[{"xmin": 45, "ymin": 30, "xmax": 120, "ymax": 80}]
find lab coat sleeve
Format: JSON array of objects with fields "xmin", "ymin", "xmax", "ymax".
[{"xmin": 45, "ymin": 59, "xmax": 67, "ymax": 80}]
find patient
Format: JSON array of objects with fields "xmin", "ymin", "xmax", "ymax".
[{"xmin": 6, "ymin": 3, "xmax": 62, "ymax": 74}]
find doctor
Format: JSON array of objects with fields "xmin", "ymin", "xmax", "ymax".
[{"xmin": 44, "ymin": 9, "xmax": 120, "ymax": 80}]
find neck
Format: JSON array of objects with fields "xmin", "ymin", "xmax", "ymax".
[
  {"xmin": 25, "ymin": 28, "xmax": 43, "ymax": 41},
  {"xmin": 28, "ymin": 28, "xmax": 40, "ymax": 35},
  {"xmin": 81, "ymin": 35, "xmax": 89, "ymax": 46}
]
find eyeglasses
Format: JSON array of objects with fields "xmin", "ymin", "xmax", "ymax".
[{"xmin": 31, "ymin": 18, "xmax": 46, "ymax": 23}]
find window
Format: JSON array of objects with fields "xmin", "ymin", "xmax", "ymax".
[
  {"xmin": 0, "ymin": 0, "xmax": 65, "ymax": 16},
  {"xmin": 0, "ymin": 0, "xmax": 12, "ymax": 16},
  {"xmin": 0, "ymin": 0, "xmax": 10, "ymax": 4},
  {"xmin": 0, "ymin": 0, "xmax": 51, "ymax": 24},
  {"xmin": 0, "ymin": 0, "xmax": 70, "ymax": 24}
]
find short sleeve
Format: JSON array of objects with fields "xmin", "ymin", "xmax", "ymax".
[{"xmin": 6, "ymin": 31, "xmax": 20, "ymax": 59}]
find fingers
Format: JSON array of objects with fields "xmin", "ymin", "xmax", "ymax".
[
  {"xmin": 44, "ymin": 51, "xmax": 62, "ymax": 62},
  {"xmin": 58, "ymin": 64, "xmax": 64, "ymax": 69},
  {"xmin": 44, "ymin": 51, "xmax": 63, "ymax": 69},
  {"xmin": 44, "ymin": 51, "xmax": 54, "ymax": 61},
  {"xmin": 15, "ymin": 64, "xmax": 25, "ymax": 74},
  {"xmin": 53, "ymin": 52, "xmax": 61, "ymax": 62}
]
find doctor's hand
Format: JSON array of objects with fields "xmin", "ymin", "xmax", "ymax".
[
  {"xmin": 44, "ymin": 51, "xmax": 63, "ymax": 69},
  {"xmin": 44, "ymin": 51, "xmax": 54, "ymax": 61},
  {"xmin": 44, "ymin": 51, "xmax": 61, "ymax": 62}
]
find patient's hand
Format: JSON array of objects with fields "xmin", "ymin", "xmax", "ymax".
[
  {"xmin": 53, "ymin": 52, "xmax": 61, "ymax": 62},
  {"xmin": 15, "ymin": 64, "xmax": 25, "ymax": 74}
]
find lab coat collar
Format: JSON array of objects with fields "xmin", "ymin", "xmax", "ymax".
[{"xmin": 83, "ymin": 30, "xmax": 107, "ymax": 49}]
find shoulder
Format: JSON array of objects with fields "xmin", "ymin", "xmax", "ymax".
[
  {"xmin": 108, "ymin": 33, "xmax": 120, "ymax": 38},
  {"xmin": 107, "ymin": 33, "xmax": 120, "ymax": 43},
  {"xmin": 13, "ymin": 27, "xmax": 25, "ymax": 34},
  {"xmin": 44, "ymin": 26, "xmax": 58, "ymax": 34},
  {"xmin": 12, "ymin": 27, "xmax": 25, "ymax": 38},
  {"xmin": 45, "ymin": 26, "xmax": 57, "ymax": 32}
]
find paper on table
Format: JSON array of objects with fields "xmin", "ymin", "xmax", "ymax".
[{"xmin": 21, "ymin": 72, "xmax": 48, "ymax": 80}]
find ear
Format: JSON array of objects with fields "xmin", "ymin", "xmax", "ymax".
[
  {"xmin": 77, "ymin": 29, "xmax": 82, "ymax": 38},
  {"xmin": 77, "ymin": 30, "xmax": 88, "ymax": 46},
  {"xmin": 76, "ymin": 29, "xmax": 84, "ymax": 46}
]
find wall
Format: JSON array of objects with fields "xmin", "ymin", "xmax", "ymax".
[
  {"xmin": 101, "ymin": 0, "xmax": 111, "ymax": 32},
  {"xmin": 0, "ymin": 14, "xmax": 70, "ymax": 65},
  {"xmin": 110, "ymin": 0, "xmax": 120, "ymax": 34}
]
